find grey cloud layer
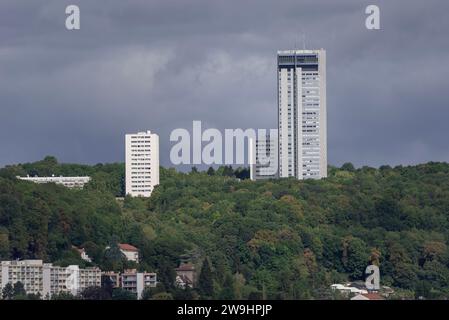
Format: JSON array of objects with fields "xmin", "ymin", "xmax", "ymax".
[{"xmin": 1, "ymin": 0, "xmax": 448, "ymax": 168}]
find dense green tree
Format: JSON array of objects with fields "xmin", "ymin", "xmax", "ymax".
[
  {"xmin": 2, "ymin": 283, "xmax": 14, "ymax": 300},
  {"xmin": 341, "ymin": 237, "xmax": 370, "ymax": 280},
  {"xmin": 80, "ymin": 286, "xmax": 111, "ymax": 300},
  {"xmin": 234, "ymin": 167, "xmax": 250, "ymax": 180},
  {"xmin": 141, "ymin": 287, "xmax": 153, "ymax": 300},
  {"xmin": 152, "ymin": 292, "xmax": 173, "ymax": 300},
  {"xmin": 0, "ymin": 227, "xmax": 9, "ymax": 259},
  {"xmin": 218, "ymin": 273, "xmax": 235, "ymax": 299},
  {"xmin": 198, "ymin": 258, "xmax": 214, "ymax": 298},
  {"xmin": 25, "ymin": 293, "xmax": 41, "ymax": 300},
  {"xmin": 112, "ymin": 288, "xmax": 136, "ymax": 300},
  {"xmin": 157, "ymin": 259, "xmax": 177, "ymax": 290},
  {"xmin": 207, "ymin": 167, "xmax": 215, "ymax": 176},
  {"xmin": 51, "ymin": 292, "xmax": 77, "ymax": 300},
  {"xmin": 103, "ymin": 237, "xmax": 126, "ymax": 271},
  {"xmin": 341, "ymin": 162, "xmax": 355, "ymax": 172},
  {"xmin": 12, "ymin": 282, "xmax": 26, "ymax": 298},
  {"xmin": 173, "ymin": 286, "xmax": 195, "ymax": 300}
]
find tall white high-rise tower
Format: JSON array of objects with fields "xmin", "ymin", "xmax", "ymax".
[
  {"xmin": 125, "ymin": 130, "xmax": 160, "ymax": 197},
  {"xmin": 277, "ymin": 49, "xmax": 327, "ymax": 179}
]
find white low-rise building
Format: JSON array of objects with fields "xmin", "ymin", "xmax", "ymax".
[
  {"xmin": 118, "ymin": 243, "xmax": 139, "ymax": 263},
  {"xmin": 72, "ymin": 246, "xmax": 92, "ymax": 263},
  {"xmin": 17, "ymin": 175, "xmax": 91, "ymax": 189},
  {"xmin": 330, "ymin": 283, "xmax": 368, "ymax": 296},
  {"xmin": 121, "ymin": 269, "xmax": 157, "ymax": 299},
  {"xmin": 0, "ymin": 260, "xmax": 101, "ymax": 298}
]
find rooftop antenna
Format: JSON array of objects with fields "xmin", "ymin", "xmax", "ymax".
[{"xmin": 302, "ymin": 32, "xmax": 306, "ymax": 50}]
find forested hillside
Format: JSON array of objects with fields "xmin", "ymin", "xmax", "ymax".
[{"xmin": 1, "ymin": 157, "xmax": 449, "ymax": 299}]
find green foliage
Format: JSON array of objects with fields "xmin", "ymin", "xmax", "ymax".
[
  {"xmin": 198, "ymin": 258, "xmax": 214, "ymax": 298},
  {"xmin": 80, "ymin": 286, "xmax": 111, "ymax": 300},
  {"xmin": 141, "ymin": 287, "xmax": 153, "ymax": 300},
  {"xmin": 152, "ymin": 292, "xmax": 174, "ymax": 300},
  {"xmin": 2, "ymin": 283, "xmax": 14, "ymax": 300},
  {"xmin": 3, "ymin": 158, "xmax": 449, "ymax": 299},
  {"xmin": 1, "ymin": 282, "xmax": 38, "ymax": 300},
  {"xmin": 218, "ymin": 273, "xmax": 236, "ymax": 300},
  {"xmin": 112, "ymin": 288, "xmax": 137, "ymax": 300},
  {"xmin": 157, "ymin": 260, "xmax": 177, "ymax": 290},
  {"xmin": 341, "ymin": 162, "xmax": 356, "ymax": 172},
  {"xmin": 12, "ymin": 281, "xmax": 26, "ymax": 297},
  {"xmin": 173, "ymin": 286, "xmax": 196, "ymax": 300},
  {"xmin": 51, "ymin": 291, "xmax": 77, "ymax": 300},
  {"xmin": 103, "ymin": 237, "xmax": 127, "ymax": 271}
]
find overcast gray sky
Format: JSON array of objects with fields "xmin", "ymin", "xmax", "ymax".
[{"xmin": 1, "ymin": 0, "xmax": 448, "ymax": 169}]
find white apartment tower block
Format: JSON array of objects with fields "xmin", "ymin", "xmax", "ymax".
[
  {"xmin": 277, "ymin": 49, "xmax": 327, "ymax": 179},
  {"xmin": 125, "ymin": 130, "xmax": 160, "ymax": 197}
]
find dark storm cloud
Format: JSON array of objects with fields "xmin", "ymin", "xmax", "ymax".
[{"xmin": 0, "ymin": 0, "xmax": 448, "ymax": 168}]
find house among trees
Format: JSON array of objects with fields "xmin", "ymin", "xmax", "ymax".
[
  {"xmin": 175, "ymin": 263, "xmax": 196, "ymax": 288},
  {"xmin": 118, "ymin": 244, "xmax": 139, "ymax": 262},
  {"xmin": 72, "ymin": 245, "xmax": 92, "ymax": 263}
]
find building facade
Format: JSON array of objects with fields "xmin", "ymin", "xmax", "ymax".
[
  {"xmin": 121, "ymin": 269, "xmax": 157, "ymax": 299},
  {"xmin": 277, "ymin": 49, "xmax": 327, "ymax": 179},
  {"xmin": 250, "ymin": 133, "xmax": 279, "ymax": 181},
  {"xmin": 118, "ymin": 243, "xmax": 139, "ymax": 262},
  {"xmin": 125, "ymin": 130, "xmax": 160, "ymax": 197},
  {"xmin": 16, "ymin": 176, "xmax": 91, "ymax": 188},
  {"xmin": 0, "ymin": 260, "xmax": 101, "ymax": 298},
  {"xmin": 0, "ymin": 260, "xmax": 44, "ymax": 296},
  {"xmin": 175, "ymin": 263, "xmax": 196, "ymax": 288},
  {"xmin": 43, "ymin": 264, "xmax": 101, "ymax": 297}
]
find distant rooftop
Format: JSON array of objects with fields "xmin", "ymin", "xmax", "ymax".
[
  {"xmin": 351, "ymin": 293, "xmax": 385, "ymax": 300},
  {"xmin": 126, "ymin": 130, "xmax": 153, "ymax": 136},
  {"xmin": 17, "ymin": 175, "xmax": 90, "ymax": 179},
  {"xmin": 119, "ymin": 243, "xmax": 138, "ymax": 252},
  {"xmin": 277, "ymin": 49, "xmax": 324, "ymax": 55},
  {"xmin": 176, "ymin": 263, "xmax": 195, "ymax": 271}
]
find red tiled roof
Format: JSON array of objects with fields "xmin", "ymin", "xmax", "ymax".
[
  {"xmin": 362, "ymin": 293, "xmax": 385, "ymax": 300},
  {"xmin": 119, "ymin": 243, "xmax": 138, "ymax": 252},
  {"xmin": 176, "ymin": 263, "xmax": 195, "ymax": 271}
]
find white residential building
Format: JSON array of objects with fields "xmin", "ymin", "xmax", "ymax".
[
  {"xmin": 121, "ymin": 269, "xmax": 157, "ymax": 299},
  {"xmin": 277, "ymin": 49, "xmax": 327, "ymax": 179},
  {"xmin": 0, "ymin": 260, "xmax": 101, "ymax": 298},
  {"xmin": 16, "ymin": 175, "xmax": 91, "ymax": 188},
  {"xmin": 102, "ymin": 269, "xmax": 157, "ymax": 299},
  {"xmin": 125, "ymin": 130, "xmax": 160, "ymax": 197},
  {"xmin": 118, "ymin": 243, "xmax": 139, "ymax": 263},
  {"xmin": 43, "ymin": 264, "xmax": 101, "ymax": 297},
  {"xmin": 0, "ymin": 260, "xmax": 44, "ymax": 296},
  {"xmin": 330, "ymin": 283, "xmax": 368, "ymax": 296},
  {"xmin": 72, "ymin": 246, "xmax": 92, "ymax": 263},
  {"xmin": 249, "ymin": 133, "xmax": 279, "ymax": 180}
]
